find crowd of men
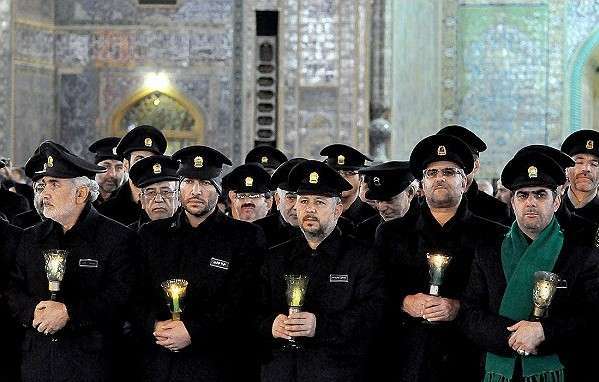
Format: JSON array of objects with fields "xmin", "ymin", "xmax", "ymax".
[{"xmin": 0, "ymin": 124, "xmax": 598, "ymax": 382}]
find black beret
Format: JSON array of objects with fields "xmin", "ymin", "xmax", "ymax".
[
  {"xmin": 245, "ymin": 145, "xmax": 288, "ymax": 170},
  {"xmin": 288, "ymin": 160, "xmax": 352, "ymax": 197},
  {"xmin": 410, "ymin": 134, "xmax": 474, "ymax": 177},
  {"xmin": 437, "ymin": 124, "xmax": 486, "ymax": 155},
  {"xmin": 89, "ymin": 137, "xmax": 122, "ymax": 164},
  {"xmin": 128, "ymin": 155, "xmax": 179, "ymax": 188},
  {"xmin": 25, "ymin": 141, "xmax": 106, "ymax": 182},
  {"xmin": 514, "ymin": 145, "xmax": 574, "ymax": 171},
  {"xmin": 223, "ymin": 163, "xmax": 271, "ymax": 194},
  {"xmin": 320, "ymin": 144, "xmax": 372, "ymax": 171},
  {"xmin": 172, "ymin": 145, "xmax": 232, "ymax": 180},
  {"xmin": 115, "ymin": 125, "xmax": 167, "ymax": 158},
  {"xmin": 561, "ymin": 129, "xmax": 599, "ymax": 158},
  {"xmin": 270, "ymin": 158, "xmax": 307, "ymax": 191},
  {"xmin": 359, "ymin": 161, "xmax": 415, "ymax": 201},
  {"xmin": 501, "ymin": 151, "xmax": 566, "ymax": 191}
]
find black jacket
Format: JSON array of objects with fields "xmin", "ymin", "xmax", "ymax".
[
  {"xmin": 258, "ymin": 228, "xmax": 384, "ymax": 382},
  {"xmin": 557, "ymin": 191, "xmax": 599, "ymax": 225},
  {"xmin": 465, "ymin": 180, "xmax": 511, "ymax": 225},
  {"xmin": 458, "ymin": 221, "xmax": 599, "ymax": 382},
  {"xmin": 0, "ymin": 220, "xmax": 22, "ymax": 381},
  {"xmin": 0, "ymin": 188, "xmax": 30, "ymax": 223},
  {"xmin": 97, "ymin": 182, "xmax": 141, "ymax": 226},
  {"xmin": 342, "ymin": 198, "xmax": 377, "ymax": 226},
  {"xmin": 254, "ymin": 212, "xmax": 302, "ymax": 249},
  {"xmin": 136, "ymin": 208, "xmax": 267, "ymax": 382},
  {"xmin": 373, "ymin": 199, "xmax": 508, "ymax": 382},
  {"xmin": 6, "ymin": 204, "xmax": 137, "ymax": 382},
  {"xmin": 12, "ymin": 209, "xmax": 42, "ymax": 229}
]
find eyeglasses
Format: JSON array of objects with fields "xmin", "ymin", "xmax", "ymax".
[
  {"xmin": 422, "ymin": 167, "xmax": 464, "ymax": 179},
  {"xmin": 142, "ymin": 189, "xmax": 177, "ymax": 200},
  {"xmin": 234, "ymin": 193, "xmax": 268, "ymax": 199}
]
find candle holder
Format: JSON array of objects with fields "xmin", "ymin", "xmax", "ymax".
[
  {"xmin": 161, "ymin": 279, "xmax": 189, "ymax": 321},
  {"xmin": 282, "ymin": 274, "xmax": 309, "ymax": 351},
  {"xmin": 531, "ymin": 271, "xmax": 562, "ymax": 321},
  {"xmin": 43, "ymin": 250, "xmax": 69, "ymax": 301}
]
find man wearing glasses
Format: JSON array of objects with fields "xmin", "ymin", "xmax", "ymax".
[
  {"xmin": 225, "ymin": 163, "xmax": 273, "ymax": 223},
  {"xmin": 373, "ymin": 134, "xmax": 507, "ymax": 382},
  {"xmin": 254, "ymin": 158, "xmax": 307, "ymax": 249},
  {"xmin": 355, "ymin": 161, "xmax": 418, "ymax": 242},
  {"xmin": 128, "ymin": 155, "xmax": 180, "ymax": 231}
]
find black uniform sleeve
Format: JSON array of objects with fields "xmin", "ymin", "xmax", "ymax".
[
  {"xmin": 458, "ymin": 253, "xmax": 515, "ymax": 356},
  {"xmin": 6, "ymin": 235, "xmax": 41, "ymax": 327},
  {"xmin": 538, "ymin": 250, "xmax": 599, "ymax": 354}
]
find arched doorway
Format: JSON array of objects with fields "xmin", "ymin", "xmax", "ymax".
[
  {"xmin": 568, "ymin": 27, "xmax": 599, "ymax": 133},
  {"xmin": 111, "ymin": 88, "xmax": 205, "ymax": 154}
]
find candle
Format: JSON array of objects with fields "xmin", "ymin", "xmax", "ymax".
[
  {"xmin": 536, "ymin": 280, "xmax": 553, "ymax": 301},
  {"xmin": 169, "ymin": 285, "xmax": 182, "ymax": 313}
]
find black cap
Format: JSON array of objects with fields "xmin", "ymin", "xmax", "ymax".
[
  {"xmin": 128, "ymin": 155, "xmax": 179, "ymax": 188},
  {"xmin": 437, "ymin": 124, "xmax": 487, "ymax": 155},
  {"xmin": 359, "ymin": 161, "xmax": 415, "ymax": 201},
  {"xmin": 0, "ymin": 158, "xmax": 7, "ymax": 169},
  {"xmin": 172, "ymin": 145, "xmax": 232, "ymax": 180},
  {"xmin": 245, "ymin": 145, "xmax": 289, "ymax": 170},
  {"xmin": 89, "ymin": 137, "xmax": 122, "ymax": 164},
  {"xmin": 25, "ymin": 141, "xmax": 106, "ymax": 182},
  {"xmin": 501, "ymin": 151, "xmax": 566, "ymax": 191},
  {"xmin": 514, "ymin": 145, "xmax": 574, "ymax": 171},
  {"xmin": 223, "ymin": 164, "xmax": 271, "ymax": 194},
  {"xmin": 115, "ymin": 125, "xmax": 167, "ymax": 158},
  {"xmin": 410, "ymin": 134, "xmax": 474, "ymax": 177},
  {"xmin": 270, "ymin": 158, "xmax": 308, "ymax": 191},
  {"xmin": 320, "ymin": 144, "xmax": 372, "ymax": 170},
  {"xmin": 288, "ymin": 160, "xmax": 352, "ymax": 197},
  {"xmin": 561, "ymin": 129, "xmax": 599, "ymax": 158}
]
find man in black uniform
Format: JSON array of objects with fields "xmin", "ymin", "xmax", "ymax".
[
  {"xmin": 559, "ymin": 129, "xmax": 599, "ymax": 224},
  {"xmin": 136, "ymin": 145, "xmax": 267, "ymax": 382},
  {"xmin": 245, "ymin": 145, "xmax": 289, "ymax": 176},
  {"xmin": 0, "ymin": 218, "xmax": 22, "ymax": 381},
  {"xmin": 355, "ymin": 161, "xmax": 418, "ymax": 242},
  {"xmin": 88, "ymin": 137, "xmax": 125, "ymax": 206},
  {"xmin": 98, "ymin": 125, "xmax": 167, "ymax": 225},
  {"xmin": 320, "ymin": 144, "xmax": 377, "ymax": 231},
  {"xmin": 127, "ymin": 155, "xmax": 180, "ymax": 231},
  {"xmin": 6, "ymin": 141, "xmax": 136, "ymax": 382},
  {"xmin": 254, "ymin": 158, "xmax": 306, "ymax": 249},
  {"xmin": 459, "ymin": 149, "xmax": 599, "ymax": 382},
  {"xmin": 437, "ymin": 124, "xmax": 511, "ymax": 224},
  {"xmin": 258, "ymin": 160, "xmax": 384, "ymax": 382},
  {"xmin": 374, "ymin": 134, "xmax": 507, "ymax": 382},
  {"xmin": 226, "ymin": 163, "xmax": 273, "ymax": 222}
]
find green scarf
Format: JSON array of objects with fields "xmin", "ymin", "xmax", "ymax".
[{"xmin": 484, "ymin": 218, "xmax": 565, "ymax": 382}]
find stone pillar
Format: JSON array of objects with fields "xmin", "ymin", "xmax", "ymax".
[{"xmin": 0, "ymin": 0, "xmax": 12, "ymax": 158}]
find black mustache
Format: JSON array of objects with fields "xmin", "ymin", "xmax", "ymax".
[{"xmin": 241, "ymin": 203, "xmax": 255, "ymax": 208}]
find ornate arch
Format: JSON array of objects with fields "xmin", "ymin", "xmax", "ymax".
[
  {"xmin": 567, "ymin": 26, "xmax": 599, "ymax": 133},
  {"xmin": 111, "ymin": 86, "xmax": 205, "ymax": 153}
]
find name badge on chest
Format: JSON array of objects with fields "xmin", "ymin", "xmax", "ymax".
[
  {"xmin": 79, "ymin": 259, "xmax": 98, "ymax": 268},
  {"xmin": 209, "ymin": 257, "xmax": 229, "ymax": 271},
  {"xmin": 329, "ymin": 274, "xmax": 349, "ymax": 283}
]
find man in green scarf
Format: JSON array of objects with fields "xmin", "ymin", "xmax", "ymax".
[{"xmin": 459, "ymin": 147, "xmax": 599, "ymax": 382}]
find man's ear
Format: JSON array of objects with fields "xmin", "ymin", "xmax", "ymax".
[
  {"xmin": 334, "ymin": 200, "xmax": 344, "ymax": 218},
  {"xmin": 75, "ymin": 187, "xmax": 90, "ymax": 205},
  {"xmin": 274, "ymin": 191, "xmax": 281, "ymax": 207},
  {"xmin": 266, "ymin": 195, "xmax": 274, "ymax": 210},
  {"xmin": 553, "ymin": 192, "xmax": 561, "ymax": 212},
  {"xmin": 123, "ymin": 158, "xmax": 130, "ymax": 173},
  {"xmin": 227, "ymin": 190, "xmax": 236, "ymax": 204}
]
